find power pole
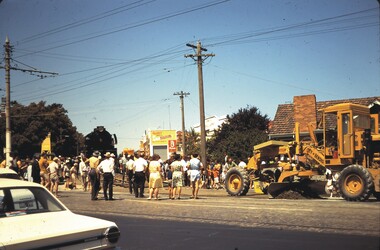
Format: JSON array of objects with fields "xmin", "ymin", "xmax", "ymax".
[
  {"xmin": 185, "ymin": 41, "xmax": 214, "ymax": 169},
  {"xmin": 173, "ymin": 91, "xmax": 190, "ymax": 157},
  {"xmin": 2, "ymin": 36, "xmax": 58, "ymax": 166},
  {"xmin": 4, "ymin": 37, "xmax": 11, "ymax": 167}
]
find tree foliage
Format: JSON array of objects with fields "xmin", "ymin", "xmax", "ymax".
[
  {"xmin": 184, "ymin": 128, "xmax": 200, "ymax": 156},
  {"xmin": 0, "ymin": 101, "xmax": 83, "ymax": 158},
  {"xmin": 207, "ymin": 105, "xmax": 270, "ymax": 162}
]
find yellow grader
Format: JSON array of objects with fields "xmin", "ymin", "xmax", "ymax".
[{"xmin": 225, "ymin": 102, "xmax": 380, "ymax": 201}]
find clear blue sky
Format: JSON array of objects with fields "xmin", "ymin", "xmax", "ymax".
[{"xmin": 0, "ymin": 0, "xmax": 379, "ymax": 150}]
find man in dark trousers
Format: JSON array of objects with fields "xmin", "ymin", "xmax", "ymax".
[
  {"xmin": 87, "ymin": 151, "xmax": 100, "ymax": 200},
  {"xmin": 31, "ymin": 154, "xmax": 41, "ymax": 184},
  {"xmin": 97, "ymin": 152, "xmax": 115, "ymax": 200},
  {"xmin": 133, "ymin": 152, "xmax": 147, "ymax": 198}
]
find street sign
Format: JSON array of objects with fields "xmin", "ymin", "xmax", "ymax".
[{"xmin": 168, "ymin": 140, "xmax": 176, "ymax": 152}]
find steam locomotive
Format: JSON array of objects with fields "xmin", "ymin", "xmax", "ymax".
[{"xmin": 84, "ymin": 126, "xmax": 117, "ymax": 157}]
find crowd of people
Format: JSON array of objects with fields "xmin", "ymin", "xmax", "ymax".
[
  {"xmin": 0, "ymin": 153, "xmax": 89, "ymax": 197},
  {"xmin": 0, "ymin": 151, "xmax": 248, "ymax": 201}
]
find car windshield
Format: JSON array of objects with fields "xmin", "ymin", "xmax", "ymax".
[{"xmin": 0, "ymin": 187, "xmax": 65, "ymax": 217}]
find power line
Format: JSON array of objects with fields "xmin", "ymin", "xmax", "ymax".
[
  {"xmin": 17, "ymin": 0, "xmax": 153, "ymax": 44},
  {"xmin": 15, "ymin": 52, "xmax": 186, "ymax": 102},
  {"xmin": 11, "ymin": 6, "xmax": 379, "ymax": 103},
  {"xmin": 204, "ymin": 8, "xmax": 378, "ymax": 47},
  {"xmin": 15, "ymin": 0, "xmax": 230, "ymax": 58}
]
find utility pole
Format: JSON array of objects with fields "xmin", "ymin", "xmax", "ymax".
[
  {"xmin": 173, "ymin": 91, "xmax": 190, "ymax": 157},
  {"xmin": 4, "ymin": 37, "xmax": 11, "ymax": 167},
  {"xmin": 185, "ymin": 41, "xmax": 214, "ymax": 169},
  {"xmin": 2, "ymin": 36, "xmax": 58, "ymax": 166}
]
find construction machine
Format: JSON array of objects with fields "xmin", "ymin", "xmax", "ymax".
[{"xmin": 225, "ymin": 103, "xmax": 380, "ymax": 201}]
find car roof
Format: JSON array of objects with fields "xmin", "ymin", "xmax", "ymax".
[
  {"xmin": 0, "ymin": 168, "xmax": 18, "ymax": 175},
  {"xmin": 0, "ymin": 178, "xmax": 42, "ymax": 188}
]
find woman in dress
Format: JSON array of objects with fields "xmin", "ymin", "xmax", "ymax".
[
  {"xmin": 148, "ymin": 154, "xmax": 163, "ymax": 200},
  {"xmin": 171, "ymin": 153, "xmax": 183, "ymax": 200}
]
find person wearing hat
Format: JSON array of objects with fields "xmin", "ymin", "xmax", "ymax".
[
  {"xmin": 97, "ymin": 152, "xmax": 115, "ymax": 200},
  {"xmin": 47, "ymin": 157, "xmax": 60, "ymax": 197},
  {"xmin": 87, "ymin": 151, "xmax": 101, "ymax": 200}
]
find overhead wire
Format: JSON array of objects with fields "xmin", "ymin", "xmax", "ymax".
[
  {"xmin": 17, "ymin": 0, "xmax": 153, "ymax": 44},
  {"xmin": 11, "ymin": 5, "xmax": 379, "ymax": 103},
  {"xmin": 12, "ymin": 43, "xmax": 188, "ymax": 89},
  {"xmin": 203, "ymin": 8, "xmax": 378, "ymax": 47},
  {"xmin": 15, "ymin": 0, "xmax": 231, "ymax": 58},
  {"xmin": 16, "ymin": 51, "xmax": 191, "ymax": 102}
]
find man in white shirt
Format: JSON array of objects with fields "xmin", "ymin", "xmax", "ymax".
[
  {"xmin": 133, "ymin": 152, "xmax": 147, "ymax": 198},
  {"xmin": 97, "ymin": 152, "xmax": 115, "ymax": 200}
]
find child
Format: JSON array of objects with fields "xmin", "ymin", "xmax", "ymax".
[
  {"xmin": 166, "ymin": 167, "xmax": 173, "ymax": 199},
  {"xmin": 200, "ymin": 170, "xmax": 207, "ymax": 188}
]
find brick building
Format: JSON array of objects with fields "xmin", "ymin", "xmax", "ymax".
[{"xmin": 269, "ymin": 95, "xmax": 380, "ymax": 141}]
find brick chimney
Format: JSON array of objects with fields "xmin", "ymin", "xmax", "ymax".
[{"xmin": 293, "ymin": 95, "xmax": 317, "ymax": 133}]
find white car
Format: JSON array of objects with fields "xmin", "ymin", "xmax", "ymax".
[
  {"xmin": 0, "ymin": 168, "xmax": 20, "ymax": 179},
  {"xmin": 0, "ymin": 179, "xmax": 120, "ymax": 249}
]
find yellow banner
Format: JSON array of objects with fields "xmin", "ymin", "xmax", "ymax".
[
  {"xmin": 151, "ymin": 130, "xmax": 177, "ymax": 146},
  {"xmin": 41, "ymin": 133, "xmax": 51, "ymax": 153}
]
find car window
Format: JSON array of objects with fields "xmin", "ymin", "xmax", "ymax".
[{"xmin": 0, "ymin": 187, "xmax": 65, "ymax": 217}]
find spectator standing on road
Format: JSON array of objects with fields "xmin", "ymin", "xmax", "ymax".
[
  {"xmin": 26, "ymin": 158, "xmax": 33, "ymax": 182},
  {"xmin": 147, "ymin": 154, "xmax": 163, "ymax": 200},
  {"xmin": 31, "ymin": 154, "xmax": 41, "ymax": 184},
  {"xmin": 63, "ymin": 160, "xmax": 71, "ymax": 190},
  {"xmin": 79, "ymin": 157, "xmax": 89, "ymax": 191},
  {"xmin": 171, "ymin": 154, "xmax": 183, "ymax": 200},
  {"xmin": 39, "ymin": 153, "xmax": 49, "ymax": 188},
  {"xmin": 207, "ymin": 163, "xmax": 214, "ymax": 189},
  {"xmin": 181, "ymin": 155, "xmax": 190, "ymax": 187},
  {"xmin": 120, "ymin": 153, "xmax": 127, "ymax": 186},
  {"xmin": 165, "ymin": 159, "xmax": 173, "ymax": 199},
  {"xmin": 200, "ymin": 169, "xmax": 207, "ymax": 188},
  {"xmin": 97, "ymin": 152, "xmax": 115, "ymax": 200},
  {"xmin": 189, "ymin": 153, "xmax": 202, "ymax": 199},
  {"xmin": 19, "ymin": 159, "xmax": 28, "ymax": 180},
  {"xmin": 133, "ymin": 152, "xmax": 147, "ymax": 198},
  {"xmin": 47, "ymin": 157, "xmax": 60, "ymax": 197},
  {"xmin": 126, "ymin": 155, "xmax": 135, "ymax": 195},
  {"xmin": 70, "ymin": 162, "xmax": 78, "ymax": 189},
  {"xmin": 213, "ymin": 161, "xmax": 222, "ymax": 189},
  {"xmin": 87, "ymin": 151, "xmax": 101, "ymax": 200}
]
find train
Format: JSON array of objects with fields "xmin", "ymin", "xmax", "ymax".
[{"xmin": 84, "ymin": 126, "xmax": 117, "ymax": 157}]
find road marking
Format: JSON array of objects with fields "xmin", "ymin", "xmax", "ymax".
[{"xmin": 129, "ymin": 199, "xmax": 313, "ymax": 212}]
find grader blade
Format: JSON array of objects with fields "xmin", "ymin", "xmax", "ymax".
[
  {"xmin": 267, "ymin": 183, "xmax": 291, "ymax": 198},
  {"xmin": 306, "ymin": 180, "xmax": 328, "ymax": 196},
  {"xmin": 268, "ymin": 180, "xmax": 327, "ymax": 199}
]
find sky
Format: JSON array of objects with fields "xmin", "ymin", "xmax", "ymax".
[{"xmin": 0, "ymin": 0, "xmax": 379, "ymax": 151}]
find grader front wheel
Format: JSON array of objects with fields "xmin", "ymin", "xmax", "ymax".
[
  {"xmin": 225, "ymin": 168, "xmax": 250, "ymax": 196},
  {"xmin": 337, "ymin": 165, "xmax": 374, "ymax": 201}
]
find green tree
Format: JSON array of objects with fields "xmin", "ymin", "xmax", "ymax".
[
  {"xmin": 0, "ymin": 101, "xmax": 83, "ymax": 158},
  {"xmin": 207, "ymin": 105, "xmax": 270, "ymax": 162},
  {"xmin": 184, "ymin": 128, "xmax": 200, "ymax": 156}
]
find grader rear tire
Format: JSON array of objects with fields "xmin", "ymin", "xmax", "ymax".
[
  {"xmin": 225, "ymin": 167, "xmax": 250, "ymax": 196},
  {"xmin": 337, "ymin": 165, "xmax": 374, "ymax": 201}
]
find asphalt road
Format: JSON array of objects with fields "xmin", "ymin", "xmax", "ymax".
[{"xmin": 59, "ymin": 185, "xmax": 380, "ymax": 250}]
